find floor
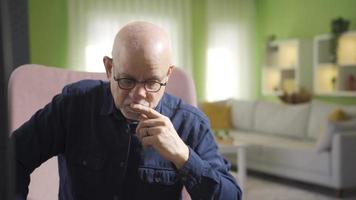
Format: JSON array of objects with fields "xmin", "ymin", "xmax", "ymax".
[{"xmin": 233, "ymin": 171, "xmax": 356, "ymax": 200}]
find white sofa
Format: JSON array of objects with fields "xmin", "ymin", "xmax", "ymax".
[{"xmin": 224, "ymin": 99, "xmax": 356, "ymax": 192}]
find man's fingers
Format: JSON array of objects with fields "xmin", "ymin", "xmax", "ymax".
[
  {"xmin": 141, "ymin": 136, "xmax": 155, "ymax": 148},
  {"xmin": 136, "ymin": 126, "xmax": 161, "ymax": 140},
  {"xmin": 136, "ymin": 127, "xmax": 157, "ymax": 148},
  {"xmin": 144, "ymin": 127, "xmax": 163, "ymax": 136},
  {"xmin": 138, "ymin": 114, "xmax": 148, "ymax": 121},
  {"xmin": 130, "ymin": 104, "xmax": 161, "ymax": 119},
  {"xmin": 136, "ymin": 118, "xmax": 165, "ymax": 132},
  {"xmin": 137, "ymin": 127, "xmax": 148, "ymax": 140}
]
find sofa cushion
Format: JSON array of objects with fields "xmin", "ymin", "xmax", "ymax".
[
  {"xmin": 307, "ymin": 100, "xmax": 356, "ymax": 140},
  {"xmin": 229, "ymin": 99, "xmax": 256, "ymax": 131},
  {"xmin": 229, "ymin": 130, "xmax": 330, "ymax": 175},
  {"xmin": 201, "ymin": 101, "xmax": 231, "ymax": 130},
  {"xmin": 230, "ymin": 130, "xmax": 315, "ymax": 149},
  {"xmin": 248, "ymin": 144, "xmax": 330, "ymax": 176},
  {"xmin": 316, "ymin": 118, "xmax": 356, "ymax": 152},
  {"xmin": 253, "ymin": 101, "xmax": 310, "ymax": 138},
  {"xmin": 328, "ymin": 108, "xmax": 351, "ymax": 122}
]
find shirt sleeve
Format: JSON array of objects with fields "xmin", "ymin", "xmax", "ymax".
[
  {"xmin": 11, "ymin": 93, "xmax": 68, "ymax": 198},
  {"xmin": 178, "ymin": 126, "xmax": 242, "ymax": 200}
]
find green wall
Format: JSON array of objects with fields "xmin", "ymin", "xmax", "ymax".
[
  {"xmin": 28, "ymin": 0, "xmax": 208, "ymax": 100},
  {"xmin": 28, "ymin": 0, "xmax": 356, "ymax": 104},
  {"xmin": 28, "ymin": 0, "xmax": 68, "ymax": 68},
  {"xmin": 256, "ymin": 0, "xmax": 356, "ymax": 104},
  {"xmin": 191, "ymin": 0, "xmax": 207, "ymax": 101}
]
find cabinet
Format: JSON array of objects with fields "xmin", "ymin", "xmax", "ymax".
[
  {"xmin": 262, "ymin": 39, "xmax": 313, "ymax": 95},
  {"xmin": 314, "ymin": 31, "xmax": 356, "ymax": 96}
]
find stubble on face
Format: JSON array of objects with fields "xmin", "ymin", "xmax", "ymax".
[{"xmin": 112, "ymin": 65, "xmax": 166, "ymax": 121}]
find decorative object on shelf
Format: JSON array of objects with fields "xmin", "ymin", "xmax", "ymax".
[
  {"xmin": 267, "ymin": 34, "xmax": 276, "ymax": 43},
  {"xmin": 314, "ymin": 32, "xmax": 356, "ymax": 96},
  {"xmin": 273, "ymin": 86, "xmax": 280, "ymax": 92},
  {"xmin": 278, "ymin": 87, "xmax": 311, "ymax": 104},
  {"xmin": 331, "ymin": 76, "xmax": 337, "ymax": 91},
  {"xmin": 346, "ymin": 74, "xmax": 356, "ymax": 91},
  {"xmin": 266, "ymin": 35, "xmax": 278, "ymax": 56},
  {"xmin": 330, "ymin": 17, "xmax": 350, "ymax": 63},
  {"xmin": 262, "ymin": 38, "xmax": 312, "ymax": 96}
]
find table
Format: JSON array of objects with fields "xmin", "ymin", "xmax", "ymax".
[{"xmin": 218, "ymin": 142, "xmax": 247, "ymax": 191}]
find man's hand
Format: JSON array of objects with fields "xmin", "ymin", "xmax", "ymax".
[{"xmin": 130, "ymin": 103, "xmax": 189, "ymax": 169}]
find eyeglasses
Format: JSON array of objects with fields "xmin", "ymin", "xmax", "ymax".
[{"xmin": 113, "ymin": 76, "xmax": 167, "ymax": 93}]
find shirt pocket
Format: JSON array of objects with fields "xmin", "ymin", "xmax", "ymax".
[
  {"xmin": 68, "ymin": 151, "xmax": 109, "ymax": 199},
  {"xmin": 138, "ymin": 167, "xmax": 179, "ymax": 185},
  {"xmin": 73, "ymin": 152, "xmax": 106, "ymax": 171},
  {"xmin": 68, "ymin": 151, "xmax": 108, "ymax": 193},
  {"xmin": 136, "ymin": 167, "xmax": 182, "ymax": 199}
]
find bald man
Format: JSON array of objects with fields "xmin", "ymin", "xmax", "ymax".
[{"xmin": 12, "ymin": 22, "xmax": 242, "ymax": 200}]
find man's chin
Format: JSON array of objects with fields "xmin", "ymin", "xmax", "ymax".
[{"xmin": 122, "ymin": 109, "xmax": 140, "ymax": 121}]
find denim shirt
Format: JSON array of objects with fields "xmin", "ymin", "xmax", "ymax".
[{"xmin": 12, "ymin": 80, "xmax": 242, "ymax": 200}]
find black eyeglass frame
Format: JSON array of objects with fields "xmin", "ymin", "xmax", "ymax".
[
  {"xmin": 113, "ymin": 76, "xmax": 167, "ymax": 93},
  {"xmin": 108, "ymin": 57, "xmax": 171, "ymax": 93}
]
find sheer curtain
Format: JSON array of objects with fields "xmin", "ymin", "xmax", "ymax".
[
  {"xmin": 205, "ymin": 0, "xmax": 256, "ymax": 101},
  {"xmin": 67, "ymin": 0, "xmax": 192, "ymax": 73}
]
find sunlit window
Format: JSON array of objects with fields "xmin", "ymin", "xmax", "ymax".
[
  {"xmin": 83, "ymin": 18, "xmax": 181, "ymax": 72},
  {"xmin": 68, "ymin": 0, "xmax": 192, "ymax": 72},
  {"xmin": 85, "ymin": 43, "xmax": 111, "ymax": 72},
  {"xmin": 206, "ymin": 25, "xmax": 239, "ymax": 101}
]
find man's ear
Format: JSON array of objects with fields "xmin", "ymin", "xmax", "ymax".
[
  {"xmin": 166, "ymin": 65, "xmax": 174, "ymax": 77},
  {"xmin": 103, "ymin": 56, "xmax": 113, "ymax": 79}
]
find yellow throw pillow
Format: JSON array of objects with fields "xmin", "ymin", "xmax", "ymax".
[
  {"xmin": 201, "ymin": 102, "xmax": 231, "ymax": 130},
  {"xmin": 328, "ymin": 108, "xmax": 350, "ymax": 122}
]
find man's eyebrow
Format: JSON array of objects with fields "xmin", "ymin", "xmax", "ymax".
[
  {"xmin": 116, "ymin": 73, "xmax": 133, "ymax": 78},
  {"xmin": 115, "ymin": 72, "xmax": 163, "ymax": 81},
  {"xmin": 146, "ymin": 75, "xmax": 162, "ymax": 81}
]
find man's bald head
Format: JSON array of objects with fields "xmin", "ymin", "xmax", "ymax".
[
  {"xmin": 104, "ymin": 21, "xmax": 175, "ymax": 120},
  {"xmin": 111, "ymin": 21, "xmax": 173, "ymax": 71}
]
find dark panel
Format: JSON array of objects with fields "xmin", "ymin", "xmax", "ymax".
[
  {"xmin": 0, "ymin": 23, "xmax": 13, "ymax": 200},
  {"xmin": 8, "ymin": 0, "xmax": 30, "ymax": 69},
  {"xmin": 0, "ymin": 0, "xmax": 12, "ymax": 199},
  {"xmin": 2, "ymin": 0, "xmax": 30, "ymax": 81},
  {"xmin": 1, "ymin": 0, "xmax": 29, "ymax": 199}
]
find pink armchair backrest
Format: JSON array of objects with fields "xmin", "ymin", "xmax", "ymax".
[
  {"xmin": 8, "ymin": 64, "xmax": 196, "ymax": 200},
  {"xmin": 8, "ymin": 64, "xmax": 107, "ymax": 132},
  {"xmin": 166, "ymin": 67, "xmax": 197, "ymax": 107}
]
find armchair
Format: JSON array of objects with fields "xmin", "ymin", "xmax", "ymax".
[{"xmin": 8, "ymin": 64, "xmax": 196, "ymax": 200}]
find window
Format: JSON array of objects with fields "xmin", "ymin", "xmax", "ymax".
[
  {"xmin": 206, "ymin": 25, "xmax": 239, "ymax": 101},
  {"xmin": 68, "ymin": 0, "xmax": 192, "ymax": 73}
]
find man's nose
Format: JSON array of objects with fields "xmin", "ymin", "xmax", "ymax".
[{"xmin": 130, "ymin": 83, "xmax": 147, "ymax": 99}]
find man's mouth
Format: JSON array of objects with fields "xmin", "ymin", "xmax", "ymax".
[
  {"xmin": 130, "ymin": 101, "xmax": 149, "ymax": 107},
  {"xmin": 126, "ymin": 107, "xmax": 140, "ymax": 114},
  {"xmin": 126, "ymin": 102, "xmax": 148, "ymax": 113}
]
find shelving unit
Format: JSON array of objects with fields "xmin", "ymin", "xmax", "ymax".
[
  {"xmin": 314, "ymin": 31, "xmax": 356, "ymax": 96},
  {"xmin": 262, "ymin": 39, "xmax": 313, "ymax": 95}
]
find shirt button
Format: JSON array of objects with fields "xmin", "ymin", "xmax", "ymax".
[
  {"xmin": 82, "ymin": 160, "xmax": 87, "ymax": 166},
  {"xmin": 119, "ymin": 162, "xmax": 125, "ymax": 167},
  {"xmin": 154, "ymin": 177, "xmax": 161, "ymax": 183},
  {"xmin": 113, "ymin": 195, "xmax": 119, "ymax": 200}
]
